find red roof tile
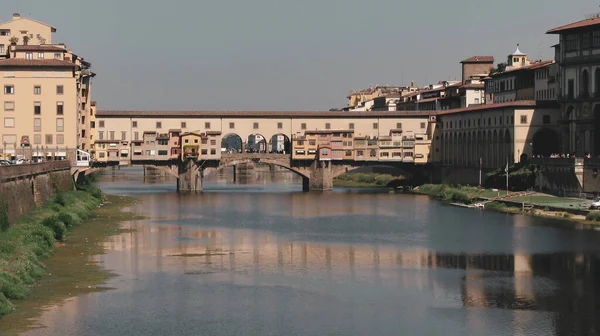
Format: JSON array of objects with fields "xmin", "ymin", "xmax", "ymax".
[
  {"xmin": 12, "ymin": 45, "xmax": 66, "ymax": 52},
  {"xmin": 97, "ymin": 110, "xmax": 435, "ymax": 118},
  {"xmin": 491, "ymin": 60, "xmax": 554, "ymax": 76},
  {"xmin": 461, "ymin": 56, "xmax": 494, "ymax": 63},
  {"xmin": 461, "ymin": 83, "xmax": 485, "ymax": 89},
  {"xmin": 437, "ymin": 100, "xmax": 544, "ymax": 115},
  {"xmin": 0, "ymin": 58, "xmax": 75, "ymax": 68},
  {"xmin": 547, "ymin": 16, "xmax": 600, "ymax": 34}
]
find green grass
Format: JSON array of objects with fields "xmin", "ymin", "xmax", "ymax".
[
  {"xmin": 334, "ymin": 173, "xmax": 402, "ymax": 187},
  {"xmin": 0, "ymin": 189, "xmax": 102, "ymax": 317}
]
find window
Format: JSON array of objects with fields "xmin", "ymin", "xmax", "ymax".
[
  {"xmin": 583, "ymin": 33, "xmax": 591, "ymax": 49},
  {"xmin": 25, "ymin": 52, "xmax": 33, "ymax": 60},
  {"xmin": 109, "ymin": 131, "xmax": 115, "ymax": 140},
  {"xmin": 356, "ymin": 150, "xmax": 364, "ymax": 156},
  {"xmin": 34, "ymin": 102, "xmax": 41, "ymax": 115},
  {"xmin": 520, "ymin": 115, "xmax": 528, "ymax": 124},
  {"xmin": 56, "ymin": 118, "xmax": 64, "ymax": 132},
  {"xmin": 396, "ymin": 122, "xmax": 402, "ymax": 129},
  {"xmin": 34, "ymin": 134, "xmax": 41, "ymax": 144},
  {"xmin": 565, "ymin": 35, "xmax": 579, "ymax": 52},
  {"xmin": 54, "ymin": 53, "xmax": 62, "ymax": 60},
  {"xmin": 201, "ymin": 149, "xmax": 208, "ymax": 155},
  {"xmin": 201, "ymin": 138, "xmax": 208, "ymax": 145},
  {"xmin": 420, "ymin": 122, "xmax": 426, "ymax": 129},
  {"xmin": 0, "ymin": 45, "xmax": 4, "ymax": 53},
  {"xmin": 210, "ymin": 149, "xmax": 216, "ymax": 155},
  {"xmin": 380, "ymin": 152, "xmax": 389, "ymax": 157},
  {"xmin": 34, "ymin": 118, "xmax": 41, "ymax": 132},
  {"xmin": 181, "ymin": 122, "xmax": 186, "ymax": 128},
  {"xmin": 568, "ymin": 79, "xmax": 574, "ymax": 99},
  {"xmin": 205, "ymin": 122, "xmax": 211, "ymax": 129},
  {"xmin": 349, "ymin": 123, "xmax": 354, "ymax": 129},
  {"xmin": 4, "ymin": 101, "xmax": 14, "ymax": 111},
  {"xmin": 301, "ymin": 123, "xmax": 307, "ymax": 130},
  {"xmin": 593, "ymin": 31, "xmax": 600, "ymax": 48},
  {"xmin": 373, "ymin": 122, "xmax": 378, "ymax": 129},
  {"xmin": 134, "ymin": 132, "xmax": 139, "ymax": 141},
  {"xmin": 56, "ymin": 134, "xmax": 64, "ymax": 144},
  {"xmin": 4, "ymin": 117, "xmax": 14, "ymax": 128},
  {"xmin": 277, "ymin": 122, "xmax": 283, "ymax": 129},
  {"xmin": 474, "ymin": 98, "xmax": 480, "ymax": 104},
  {"xmin": 45, "ymin": 134, "xmax": 53, "ymax": 145},
  {"xmin": 543, "ymin": 115, "xmax": 551, "ymax": 124},
  {"xmin": 34, "ymin": 86, "xmax": 41, "ymax": 94},
  {"xmin": 156, "ymin": 122, "xmax": 162, "ymax": 129},
  {"xmin": 121, "ymin": 131, "xmax": 127, "ymax": 141},
  {"xmin": 4, "ymin": 85, "xmax": 14, "ymax": 94},
  {"xmin": 98, "ymin": 131, "xmax": 104, "ymax": 140},
  {"xmin": 81, "ymin": 130, "xmax": 86, "ymax": 138},
  {"xmin": 38, "ymin": 52, "xmax": 44, "ymax": 59},
  {"xmin": 253, "ymin": 122, "xmax": 259, "ymax": 129},
  {"xmin": 325, "ymin": 123, "xmax": 331, "ymax": 129},
  {"xmin": 56, "ymin": 85, "xmax": 64, "ymax": 95},
  {"xmin": 229, "ymin": 122, "xmax": 234, "ymax": 129},
  {"xmin": 99, "ymin": 120, "xmax": 105, "ymax": 128},
  {"xmin": 56, "ymin": 102, "xmax": 63, "ymax": 115}
]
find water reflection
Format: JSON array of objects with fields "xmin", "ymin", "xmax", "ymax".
[{"xmin": 18, "ymin": 168, "xmax": 600, "ymax": 336}]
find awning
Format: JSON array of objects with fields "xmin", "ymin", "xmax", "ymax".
[
  {"xmin": 33, "ymin": 151, "xmax": 43, "ymax": 156},
  {"xmin": 4, "ymin": 149, "xmax": 15, "ymax": 154},
  {"xmin": 134, "ymin": 150, "xmax": 142, "ymax": 154},
  {"xmin": 46, "ymin": 152, "xmax": 53, "ymax": 156},
  {"xmin": 55, "ymin": 152, "xmax": 66, "ymax": 157},
  {"xmin": 120, "ymin": 149, "xmax": 129, "ymax": 154}
]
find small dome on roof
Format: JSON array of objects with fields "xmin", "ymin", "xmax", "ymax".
[{"xmin": 511, "ymin": 44, "xmax": 526, "ymax": 56}]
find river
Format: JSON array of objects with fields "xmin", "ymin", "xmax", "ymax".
[{"xmin": 11, "ymin": 166, "xmax": 600, "ymax": 335}]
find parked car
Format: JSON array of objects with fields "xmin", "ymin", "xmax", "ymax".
[
  {"xmin": 0, "ymin": 160, "xmax": 10, "ymax": 166},
  {"xmin": 590, "ymin": 197, "xmax": 600, "ymax": 210}
]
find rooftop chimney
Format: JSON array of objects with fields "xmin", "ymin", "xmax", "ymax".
[{"xmin": 12, "ymin": 13, "xmax": 20, "ymax": 20}]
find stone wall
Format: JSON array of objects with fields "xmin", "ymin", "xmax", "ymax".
[
  {"xmin": 0, "ymin": 162, "xmax": 72, "ymax": 225},
  {"xmin": 435, "ymin": 166, "xmax": 494, "ymax": 186}
]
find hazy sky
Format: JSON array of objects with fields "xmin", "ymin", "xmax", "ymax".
[{"xmin": 4, "ymin": 0, "xmax": 599, "ymax": 110}]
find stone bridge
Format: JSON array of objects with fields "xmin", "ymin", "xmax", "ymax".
[{"xmin": 175, "ymin": 153, "xmax": 430, "ymax": 192}]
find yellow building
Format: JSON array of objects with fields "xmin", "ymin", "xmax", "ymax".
[{"xmin": 0, "ymin": 14, "xmax": 95, "ymax": 160}]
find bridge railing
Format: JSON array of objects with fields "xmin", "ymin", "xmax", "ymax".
[
  {"xmin": 0, "ymin": 161, "xmax": 71, "ymax": 181},
  {"xmin": 221, "ymin": 153, "xmax": 291, "ymax": 160}
]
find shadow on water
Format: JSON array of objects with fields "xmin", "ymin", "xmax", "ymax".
[{"xmin": 12, "ymin": 165, "xmax": 600, "ymax": 336}]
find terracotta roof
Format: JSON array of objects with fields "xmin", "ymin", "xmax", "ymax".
[
  {"xmin": 436, "ymin": 100, "xmax": 551, "ymax": 116},
  {"xmin": 181, "ymin": 132, "xmax": 203, "ymax": 137},
  {"xmin": 91, "ymin": 101, "xmax": 97, "ymax": 107},
  {"xmin": 461, "ymin": 56, "xmax": 494, "ymax": 63},
  {"xmin": 547, "ymin": 16, "xmax": 600, "ymax": 34},
  {"xmin": 0, "ymin": 58, "xmax": 76, "ymax": 68},
  {"xmin": 418, "ymin": 97, "xmax": 440, "ymax": 103},
  {"xmin": 491, "ymin": 60, "xmax": 554, "ymax": 76},
  {"xmin": 205, "ymin": 131, "xmax": 222, "ymax": 135},
  {"xmin": 97, "ymin": 110, "xmax": 435, "ymax": 118},
  {"xmin": 382, "ymin": 93, "xmax": 401, "ymax": 99},
  {"xmin": 12, "ymin": 45, "xmax": 66, "ymax": 52}
]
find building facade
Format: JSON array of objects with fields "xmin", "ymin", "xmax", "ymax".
[
  {"xmin": 547, "ymin": 15, "xmax": 600, "ymax": 156},
  {"xmin": 0, "ymin": 14, "xmax": 95, "ymax": 160}
]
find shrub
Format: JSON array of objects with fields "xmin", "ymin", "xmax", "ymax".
[
  {"xmin": 0, "ymin": 293, "xmax": 12, "ymax": 316},
  {"xmin": 0, "ymin": 272, "xmax": 29, "ymax": 300},
  {"xmin": 485, "ymin": 202, "xmax": 507, "ymax": 212},
  {"xmin": 586, "ymin": 212, "xmax": 600, "ymax": 222},
  {"xmin": 58, "ymin": 211, "xmax": 82, "ymax": 228},
  {"xmin": 41, "ymin": 216, "xmax": 67, "ymax": 241},
  {"xmin": 54, "ymin": 192, "xmax": 67, "ymax": 206}
]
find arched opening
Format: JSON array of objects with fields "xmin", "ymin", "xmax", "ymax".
[
  {"xmin": 246, "ymin": 134, "xmax": 267, "ymax": 153},
  {"xmin": 270, "ymin": 133, "xmax": 291, "ymax": 154},
  {"xmin": 532, "ymin": 128, "xmax": 560, "ymax": 157},
  {"xmin": 504, "ymin": 129, "xmax": 512, "ymax": 163},
  {"xmin": 567, "ymin": 106, "xmax": 576, "ymax": 153},
  {"xmin": 582, "ymin": 70, "xmax": 590, "ymax": 98},
  {"xmin": 221, "ymin": 133, "xmax": 243, "ymax": 153},
  {"xmin": 594, "ymin": 104, "xmax": 600, "ymax": 156},
  {"xmin": 595, "ymin": 68, "xmax": 600, "ymax": 97}
]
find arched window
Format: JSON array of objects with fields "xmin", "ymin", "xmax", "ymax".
[
  {"xmin": 595, "ymin": 68, "xmax": 600, "ymax": 97},
  {"xmin": 582, "ymin": 70, "xmax": 590, "ymax": 98}
]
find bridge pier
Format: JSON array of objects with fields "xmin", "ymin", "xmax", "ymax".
[
  {"xmin": 177, "ymin": 160, "xmax": 202, "ymax": 192},
  {"xmin": 308, "ymin": 160, "xmax": 333, "ymax": 191}
]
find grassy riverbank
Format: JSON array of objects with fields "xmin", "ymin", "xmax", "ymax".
[
  {"xmin": 333, "ymin": 173, "xmax": 401, "ymax": 188},
  {"xmin": 0, "ymin": 188, "xmax": 102, "ymax": 316},
  {"xmin": 415, "ymin": 184, "xmax": 600, "ymax": 226}
]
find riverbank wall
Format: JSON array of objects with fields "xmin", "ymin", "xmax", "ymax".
[{"xmin": 0, "ymin": 162, "xmax": 73, "ymax": 225}]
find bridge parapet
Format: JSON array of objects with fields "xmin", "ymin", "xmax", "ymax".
[{"xmin": 0, "ymin": 161, "xmax": 71, "ymax": 181}]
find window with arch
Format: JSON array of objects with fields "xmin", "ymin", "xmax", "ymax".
[{"xmin": 582, "ymin": 70, "xmax": 590, "ymax": 97}]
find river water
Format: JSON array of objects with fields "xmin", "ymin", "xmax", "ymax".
[{"xmin": 15, "ymin": 167, "xmax": 600, "ymax": 335}]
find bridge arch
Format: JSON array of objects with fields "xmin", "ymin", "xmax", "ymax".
[
  {"xmin": 246, "ymin": 133, "xmax": 267, "ymax": 153},
  {"xmin": 269, "ymin": 133, "xmax": 291, "ymax": 154},
  {"xmin": 221, "ymin": 133, "xmax": 243, "ymax": 153},
  {"xmin": 203, "ymin": 157, "xmax": 310, "ymax": 180}
]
